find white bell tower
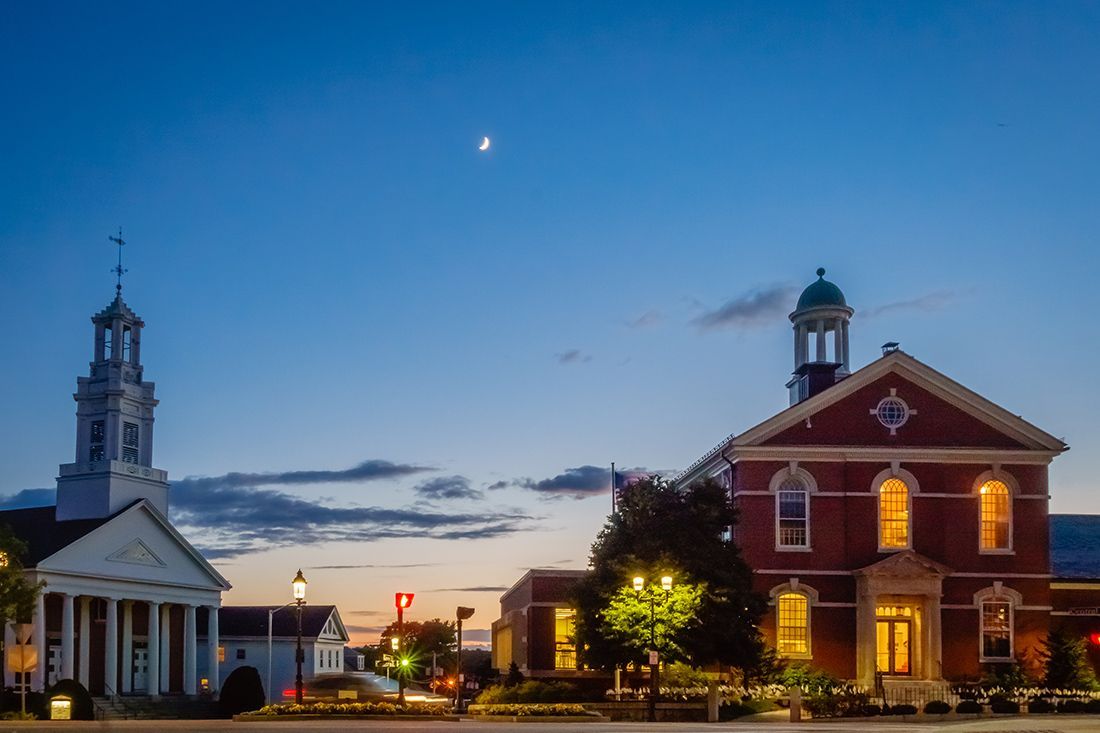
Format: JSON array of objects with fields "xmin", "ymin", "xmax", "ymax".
[
  {"xmin": 787, "ymin": 268, "xmax": 855, "ymax": 405},
  {"xmin": 55, "ymin": 233, "xmax": 169, "ymax": 520}
]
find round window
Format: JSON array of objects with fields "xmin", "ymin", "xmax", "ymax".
[{"xmin": 875, "ymin": 396, "xmax": 910, "ymax": 430}]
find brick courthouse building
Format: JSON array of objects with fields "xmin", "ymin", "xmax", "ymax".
[{"xmin": 675, "ymin": 269, "xmax": 1071, "ymax": 685}]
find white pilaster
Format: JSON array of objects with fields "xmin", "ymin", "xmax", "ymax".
[
  {"xmin": 206, "ymin": 606, "xmax": 220, "ymax": 694},
  {"xmin": 146, "ymin": 601, "xmax": 160, "ymax": 698},
  {"xmin": 61, "ymin": 594, "xmax": 75, "ymax": 680},
  {"xmin": 160, "ymin": 603, "xmax": 171, "ymax": 693},
  {"xmin": 183, "ymin": 605, "xmax": 197, "ymax": 695},
  {"xmin": 121, "ymin": 601, "xmax": 133, "ymax": 694},
  {"xmin": 33, "ymin": 593, "xmax": 46, "ymax": 691},
  {"xmin": 78, "ymin": 597, "xmax": 91, "ymax": 687},
  {"xmin": 104, "ymin": 598, "xmax": 119, "ymax": 697}
]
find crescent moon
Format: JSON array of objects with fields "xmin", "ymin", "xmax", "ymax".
[{"xmin": 479, "ymin": 136, "xmax": 490, "ymax": 151}]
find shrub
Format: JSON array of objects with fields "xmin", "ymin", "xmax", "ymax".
[
  {"xmin": 471, "ymin": 704, "xmax": 594, "ymax": 717},
  {"xmin": 1042, "ymin": 628, "xmax": 1100, "ymax": 690},
  {"xmin": 0, "ymin": 711, "xmax": 37, "ymax": 721},
  {"xmin": 719, "ymin": 699, "xmax": 778, "ymax": 720},
  {"xmin": 990, "ymin": 699, "xmax": 1019, "ymax": 714},
  {"xmin": 803, "ymin": 687, "xmax": 869, "ymax": 718},
  {"xmin": 780, "ymin": 664, "xmax": 838, "ymax": 694},
  {"xmin": 476, "ymin": 681, "xmax": 578, "ymax": 704},
  {"xmin": 252, "ymin": 702, "xmax": 446, "ymax": 716},
  {"xmin": 663, "ymin": 662, "xmax": 709, "ymax": 689},
  {"xmin": 923, "ymin": 700, "xmax": 952, "ymax": 715},
  {"xmin": 44, "ymin": 679, "xmax": 94, "ymax": 721},
  {"xmin": 1028, "ymin": 698, "xmax": 1055, "ymax": 713},
  {"xmin": 220, "ymin": 666, "xmax": 266, "ymax": 717},
  {"xmin": 1058, "ymin": 699, "xmax": 1087, "ymax": 713},
  {"xmin": 861, "ymin": 704, "xmax": 882, "ymax": 716},
  {"xmin": 888, "ymin": 704, "xmax": 917, "ymax": 716},
  {"xmin": 956, "ymin": 699, "xmax": 983, "ymax": 715}
]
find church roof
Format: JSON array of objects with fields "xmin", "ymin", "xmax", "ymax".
[
  {"xmin": 795, "ymin": 268, "xmax": 848, "ymax": 311},
  {"xmin": 205, "ymin": 605, "xmax": 346, "ymax": 640},
  {"xmin": 92, "ymin": 294, "xmax": 142, "ymax": 325},
  {"xmin": 0, "ymin": 504, "xmax": 119, "ymax": 566},
  {"xmin": 1051, "ymin": 514, "xmax": 1100, "ymax": 580}
]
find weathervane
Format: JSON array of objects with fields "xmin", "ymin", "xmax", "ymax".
[{"xmin": 108, "ymin": 228, "xmax": 127, "ymax": 294}]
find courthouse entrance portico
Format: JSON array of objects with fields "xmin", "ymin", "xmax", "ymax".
[{"xmin": 854, "ymin": 551, "xmax": 950, "ymax": 686}]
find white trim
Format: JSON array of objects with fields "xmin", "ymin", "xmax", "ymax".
[
  {"xmin": 973, "ymin": 470, "xmax": 1017, "ymax": 554},
  {"xmin": 974, "ymin": 585, "xmax": 1021, "ymax": 663},
  {"xmin": 771, "ymin": 467, "xmax": 815, "ymax": 551},
  {"xmin": 770, "ymin": 580, "xmax": 816, "ymax": 660},
  {"xmin": 728, "ymin": 446, "xmax": 1062, "ymax": 464},
  {"xmin": 872, "ymin": 467, "xmax": 919, "ymax": 552},
  {"xmin": 752, "ymin": 569, "xmax": 1052, "ymax": 578}
]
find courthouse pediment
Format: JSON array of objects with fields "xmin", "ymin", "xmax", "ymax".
[{"xmin": 855, "ymin": 550, "xmax": 953, "ymax": 580}]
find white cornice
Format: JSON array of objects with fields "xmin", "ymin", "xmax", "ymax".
[{"xmin": 727, "ymin": 446, "xmax": 1060, "ymax": 465}]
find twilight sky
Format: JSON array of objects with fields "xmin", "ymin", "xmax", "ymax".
[{"xmin": 2, "ymin": 2, "xmax": 1099, "ymax": 646}]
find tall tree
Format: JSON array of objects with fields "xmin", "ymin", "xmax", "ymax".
[
  {"xmin": 574, "ymin": 476, "xmax": 766, "ymax": 670},
  {"xmin": 0, "ymin": 525, "xmax": 43, "ymax": 630}
]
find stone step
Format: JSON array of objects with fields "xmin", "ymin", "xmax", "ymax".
[{"xmin": 91, "ymin": 696, "xmax": 222, "ymax": 720}]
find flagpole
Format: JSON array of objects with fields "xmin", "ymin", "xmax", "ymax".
[{"xmin": 611, "ymin": 462, "xmax": 616, "ymax": 515}]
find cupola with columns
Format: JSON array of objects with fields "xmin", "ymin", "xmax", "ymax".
[{"xmin": 786, "ymin": 267, "xmax": 854, "ymax": 405}]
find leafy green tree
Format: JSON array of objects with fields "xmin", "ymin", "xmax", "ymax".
[
  {"xmin": 0, "ymin": 525, "xmax": 44, "ymax": 630},
  {"xmin": 1041, "ymin": 626, "xmax": 1099, "ymax": 690},
  {"xmin": 600, "ymin": 582, "xmax": 702, "ymax": 662},
  {"xmin": 574, "ymin": 476, "xmax": 767, "ymax": 671}
]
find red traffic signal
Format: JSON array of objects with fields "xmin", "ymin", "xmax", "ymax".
[
  {"xmin": 1090, "ymin": 632, "xmax": 1100, "ymax": 647},
  {"xmin": 395, "ymin": 592, "xmax": 415, "ymax": 609}
]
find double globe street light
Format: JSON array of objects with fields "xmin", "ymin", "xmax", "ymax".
[{"xmin": 632, "ymin": 575, "xmax": 672, "ymax": 722}]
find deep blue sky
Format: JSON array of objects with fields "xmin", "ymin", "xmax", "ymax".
[{"xmin": 2, "ymin": 2, "xmax": 1098, "ymax": 640}]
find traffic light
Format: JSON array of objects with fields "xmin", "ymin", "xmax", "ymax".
[{"xmin": 395, "ymin": 592, "xmax": 415, "ymax": 609}]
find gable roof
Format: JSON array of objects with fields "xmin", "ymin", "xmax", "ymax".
[
  {"xmin": 677, "ymin": 350, "xmax": 1067, "ymax": 483},
  {"xmin": 208, "ymin": 605, "xmax": 347, "ymax": 641},
  {"xmin": 1051, "ymin": 514, "xmax": 1100, "ymax": 580},
  {"xmin": 0, "ymin": 505, "xmax": 115, "ymax": 565},
  {"xmin": 0, "ymin": 500, "xmax": 231, "ymax": 590}
]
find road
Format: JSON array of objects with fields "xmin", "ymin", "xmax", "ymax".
[{"xmin": 0, "ymin": 717, "xmax": 1097, "ymax": 733}]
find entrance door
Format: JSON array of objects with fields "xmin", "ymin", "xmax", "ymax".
[
  {"xmin": 47, "ymin": 645, "xmax": 61, "ymax": 685},
  {"xmin": 876, "ymin": 619, "xmax": 911, "ymax": 675},
  {"xmin": 132, "ymin": 647, "xmax": 148, "ymax": 692}
]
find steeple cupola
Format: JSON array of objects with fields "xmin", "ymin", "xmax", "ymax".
[
  {"xmin": 55, "ymin": 238, "xmax": 168, "ymax": 521},
  {"xmin": 787, "ymin": 268, "xmax": 854, "ymax": 405}
]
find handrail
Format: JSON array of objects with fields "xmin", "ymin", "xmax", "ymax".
[{"xmin": 97, "ymin": 683, "xmax": 139, "ymax": 720}]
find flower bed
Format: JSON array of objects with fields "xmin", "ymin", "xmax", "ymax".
[
  {"xmin": 469, "ymin": 704, "xmax": 599, "ymax": 717},
  {"xmin": 245, "ymin": 701, "xmax": 450, "ymax": 717}
]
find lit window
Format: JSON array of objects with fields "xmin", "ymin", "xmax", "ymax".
[
  {"xmin": 218, "ymin": 646, "xmax": 225, "ymax": 663},
  {"xmin": 777, "ymin": 478, "xmax": 809, "ymax": 548},
  {"xmin": 554, "ymin": 609, "xmax": 577, "ymax": 670},
  {"xmin": 980, "ymin": 480, "xmax": 1011, "ymax": 550},
  {"xmin": 879, "ymin": 477, "xmax": 910, "ymax": 549},
  {"xmin": 776, "ymin": 593, "xmax": 809, "ymax": 656},
  {"xmin": 981, "ymin": 600, "xmax": 1012, "ymax": 660}
]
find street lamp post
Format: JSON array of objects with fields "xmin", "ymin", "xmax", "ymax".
[
  {"xmin": 292, "ymin": 570, "xmax": 307, "ymax": 705},
  {"xmin": 455, "ymin": 606, "xmax": 475, "ymax": 712},
  {"xmin": 632, "ymin": 575, "xmax": 673, "ymax": 723},
  {"xmin": 394, "ymin": 593, "xmax": 414, "ymax": 707}
]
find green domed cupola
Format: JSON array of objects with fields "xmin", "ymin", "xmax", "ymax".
[{"xmin": 796, "ymin": 267, "xmax": 848, "ymax": 310}]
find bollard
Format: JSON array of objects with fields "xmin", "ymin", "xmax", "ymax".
[
  {"xmin": 788, "ymin": 685, "xmax": 802, "ymax": 723},
  {"xmin": 707, "ymin": 680, "xmax": 719, "ymax": 722}
]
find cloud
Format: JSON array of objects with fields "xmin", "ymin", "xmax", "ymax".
[
  {"xmin": 460, "ymin": 629, "xmax": 492, "ymax": 643},
  {"xmin": 512, "ymin": 465, "xmax": 610, "ymax": 499},
  {"xmin": 345, "ymin": 624, "xmax": 387, "ymax": 635},
  {"xmin": 692, "ymin": 284, "xmax": 799, "ymax": 331},
  {"xmin": 627, "ymin": 310, "xmax": 663, "ymax": 328},
  {"xmin": 414, "ymin": 475, "xmax": 483, "ymax": 501},
  {"xmin": 175, "ymin": 459, "xmax": 432, "ymax": 493},
  {"xmin": 486, "ymin": 480, "xmax": 511, "ymax": 491},
  {"xmin": 167, "ymin": 463, "xmax": 534, "ymax": 558},
  {"xmin": 307, "ymin": 563, "xmax": 439, "ymax": 570},
  {"xmin": 424, "ymin": 586, "xmax": 510, "ymax": 593},
  {"xmin": 860, "ymin": 290, "xmax": 959, "ymax": 319},
  {"xmin": 556, "ymin": 349, "xmax": 592, "ymax": 364},
  {"xmin": 0, "ymin": 488, "xmax": 56, "ymax": 510}
]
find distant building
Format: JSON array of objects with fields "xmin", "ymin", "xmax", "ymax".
[
  {"xmin": 491, "ymin": 569, "xmax": 590, "ymax": 678},
  {"xmin": 199, "ymin": 605, "xmax": 349, "ymax": 703},
  {"xmin": 1, "ymin": 290, "xmax": 230, "ymax": 698}
]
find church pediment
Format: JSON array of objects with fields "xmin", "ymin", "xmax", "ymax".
[
  {"xmin": 106, "ymin": 538, "xmax": 166, "ymax": 568},
  {"xmin": 854, "ymin": 550, "xmax": 953, "ymax": 579}
]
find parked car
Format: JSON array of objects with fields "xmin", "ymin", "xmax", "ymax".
[{"xmin": 290, "ymin": 672, "xmax": 451, "ymax": 705}]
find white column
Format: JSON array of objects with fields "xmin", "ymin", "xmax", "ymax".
[
  {"xmin": 183, "ymin": 605, "xmax": 197, "ymax": 695},
  {"xmin": 793, "ymin": 326, "xmax": 800, "ymax": 369},
  {"xmin": 121, "ymin": 601, "xmax": 133, "ymax": 694},
  {"xmin": 105, "ymin": 598, "xmax": 119, "ymax": 697},
  {"xmin": 146, "ymin": 601, "xmax": 160, "ymax": 698},
  {"xmin": 33, "ymin": 593, "xmax": 46, "ymax": 691},
  {"xmin": 61, "ymin": 594, "xmax": 75, "ymax": 680},
  {"xmin": 4, "ymin": 622, "xmax": 15, "ymax": 687},
  {"xmin": 928, "ymin": 594, "xmax": 943, "ymax": 680},
  {"xmin": 160, "ymin": 603, "xmax": 171, "ymax": 693},
  {"xmin": 842, "ymin": 320, "xmax": 851, "ymax": 371},
  {"xmin": 815, "ymin": 319, "xmax": 826, "ymax": 361},
  {"xmin": 796, "ymin": 323, "xmax": 807, "ymax": 366},
  {"xmin": 78, "ymin": 597, "xmax": 91, "ymax": 687},
  {"xmin": 206, "ymin": 606, "xmax": 220, "ymax": 694},
  {"xmin": 833, "ymin": 319, "xmax": 843, "ymax": 366}
]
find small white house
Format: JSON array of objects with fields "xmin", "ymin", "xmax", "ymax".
[{"xmin": 198, "ymin": 605, "xmax": 349, "ymax": 703}]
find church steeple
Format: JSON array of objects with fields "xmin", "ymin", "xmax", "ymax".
[{"xmin": 55, "ymin": 236, "xmax": 168, "ymax": 521}]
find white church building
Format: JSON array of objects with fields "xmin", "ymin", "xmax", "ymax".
[{"xmin": 1, "ymin": 287, "xmax": 231, "ymax": 697}]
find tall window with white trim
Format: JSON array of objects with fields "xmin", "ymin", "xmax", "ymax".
[
  {"xmin": 979, "ymin": 480, "xmax": 1011, "ymax": 551},
  {"xmin": 776, "ymin": 592, "xmax": 810, "ymax": 656},
  {"xmin": 980, "ymin": 599, "xmax": 1013, "ymax": 660},
  {"xmin": 776, "ymin": 477, "xmax": 809, "ymax": 548},
  {"xmin": 879, "ymin": 477, "xmax": 910, "ymax": 549}
]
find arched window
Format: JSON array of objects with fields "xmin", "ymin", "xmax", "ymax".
[
  {"xmin": 776, "ymin": 593, "xmax": 810, "ymax": 657},
  {"xmin": 978, "ymin": 478, "xmax": 1012, "ymax": 551},
  {"xmin": 974, "ymin": 585, "xmax": 1021, "ymax": 662},
  {"xmin": 776, "ymin": 477, "xmax": 809, "ymax": 549},
  {"xmin": 879, "ymin": 477, "xmax": 910, "ymax": 550}
]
